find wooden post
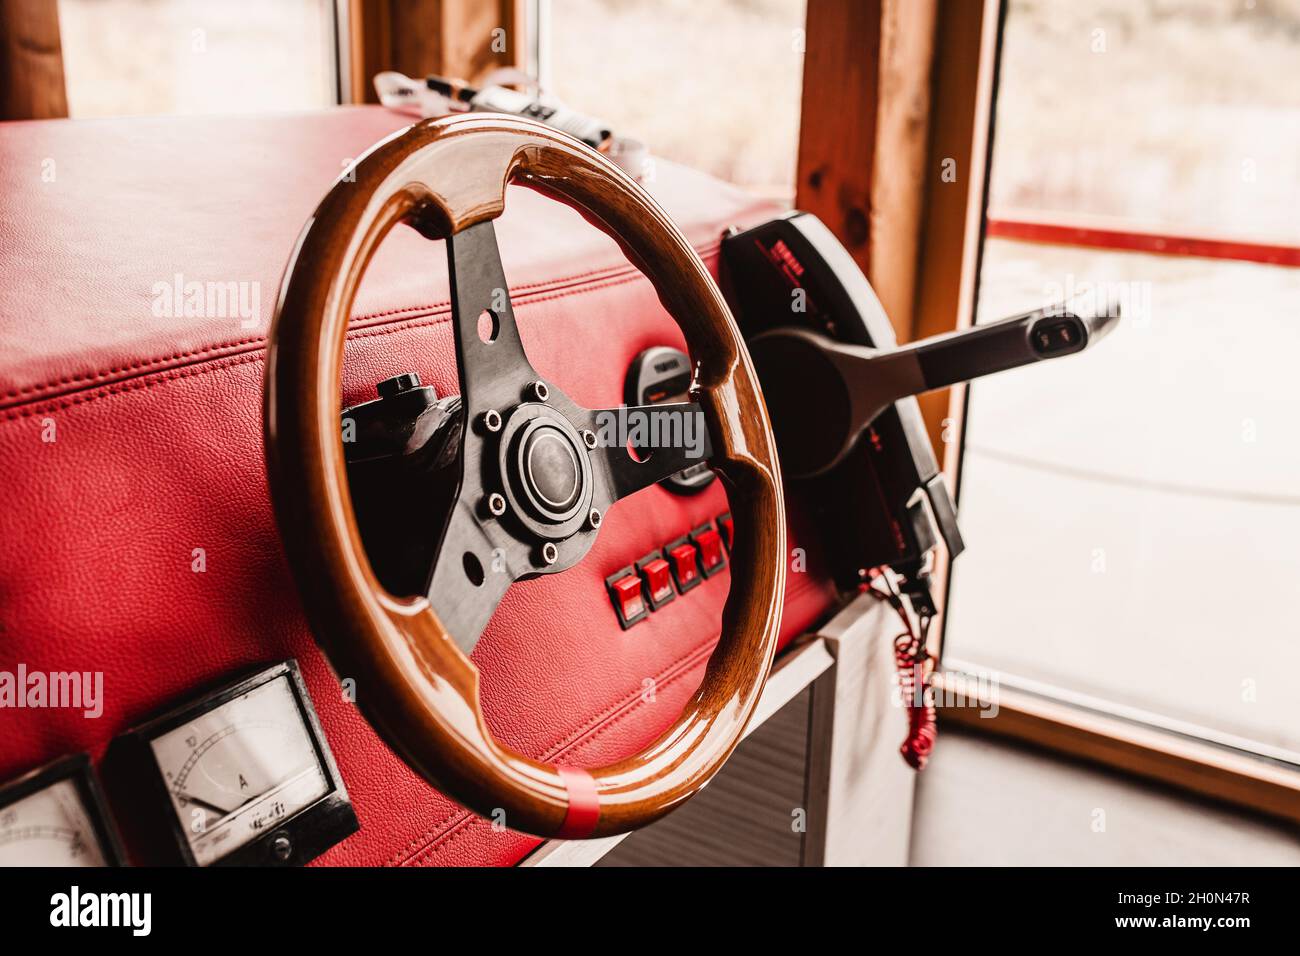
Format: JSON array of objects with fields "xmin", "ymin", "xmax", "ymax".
[
  {"xmin": 913, "ymin": 0, "xmax": 1002, "ymax": 462},
  {"xmin": 796, "ymin": 0, "xmax": 1002, "ymax": 652},
  {"xmin": 347, "ymin": 0, "xmax": 526, "ymax": 104},
  {"xmin": 913, "ymin": 0, "xmax": 1001, "ymax": 664},
  {"xmin": 795, "ymin": 0, "xmax": 882, "ymax": 281},
  {"xmin": 795, "ymin": 0, "xmax": 938, "ymax": 342},
  {"xmin": 0, "ymin": 0, "xmax": 68, "ymax": 120}
]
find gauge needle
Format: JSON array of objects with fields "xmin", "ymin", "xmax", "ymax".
[
  {"xmin": 173, "ymin": 792, "xmax": 230, "ymax": 816},
  {"xmin": 175, "ymin": 774, "xmax": 256, "ymax": 815}
]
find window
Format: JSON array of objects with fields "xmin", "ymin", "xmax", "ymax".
[
  {"xmin": 543, "ymin": 0, "xmax": 806, "ymax": 200},
  {"xmin": 945, "ymin": 0, "xmax": 1300, "ymax": 757},
  {"xmin": 58, "ymin": 0, "xmax": 337, "ymax": 118}
]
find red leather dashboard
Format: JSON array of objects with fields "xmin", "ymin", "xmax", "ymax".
[{"xmin": 0, "ymin": 107, "xmax": 839, "ymax": 865}]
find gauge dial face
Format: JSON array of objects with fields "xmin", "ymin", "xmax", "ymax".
[
  {"xmin": 0, "ymin": 777, "xmax": 110, "ymax": 867},
  {"xmin": 150, "ymin": 675, "xmax": 329, "ymax": 866}
]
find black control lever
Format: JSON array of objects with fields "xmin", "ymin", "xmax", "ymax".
[{"xmin": 749, "ymin": 303, "xmax": 1120, "ymax": 479}]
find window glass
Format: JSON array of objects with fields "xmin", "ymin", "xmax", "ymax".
[
  {"xmin": 986, "ymin": 0, "xmax": 1300, "ymax": 241},
  {"xmin": 546, "ymin": 0, "xmax": 806, "ymax": 200},
  {"xmin": 58, "ymin": 0, "xmax": 335, "ymax": 118},
  {"xmin": 947, "ymin": 0, "xmax": 1300, "ymax": 755}
]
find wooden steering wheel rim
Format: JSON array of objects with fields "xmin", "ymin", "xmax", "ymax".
[{"xmin": 264, "ymin": 114, "xmax": 787, "ymax": 838}]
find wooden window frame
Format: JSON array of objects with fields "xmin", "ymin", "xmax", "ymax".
[
  {"xmin": 797, "ymin": 0, "xmax": 1300, "ymax": 828},
  {"xmin": 341, "ymin": 0, "xmax": 527, "ymax": 104},
  {"xmin": 0, "ymin": 0, "xmax": 68, "ymax": 120}
]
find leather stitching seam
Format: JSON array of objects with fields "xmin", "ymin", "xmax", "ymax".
[
  {"xmin": 0, "ymin": 241, "xmax": 722, "ymax": 407},
  {"xmin": 0, "ymin": 256, "xmax": 716, "ymax": 424}
]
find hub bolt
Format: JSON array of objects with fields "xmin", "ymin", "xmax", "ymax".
[
  {"xmin": 581, "ymin": 429, "xmax": 598, "ymax": 449},
  {"xmin": 482, "ymin": 409, "xmax": 503, "ymax": 433},
  {"xmin": 529, "ymin": 381, "xmax": 550, "ymax": 403},
  {"xmin": 540, "ymin": 542, "xmax": 559, "ymax": 566},
  {"xmin": 588, "ymin": 508, "xmax": 602, "ymax": 530},
  {"xmin": 485, "ymin": 493, "xmax": 507, "ymax": 517}
]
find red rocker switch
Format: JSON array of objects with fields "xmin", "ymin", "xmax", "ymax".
[
  {"xmin": 605, "ymin": 566, "xmax": 649, "ymax": 630},
  {"xmin": 690, "ymin": 524, "xmax": 728, "ymax": 578},
  {"xmin": 665, "ymin": 537, "xmax": 702, "ymax": 593},
  {"xmin": 716, "ymin": 512, "xmax": 734, "ymax": 551},
  {"xmin": 636, "ymin": 552, "xmax": 676, "ymax": 610}
]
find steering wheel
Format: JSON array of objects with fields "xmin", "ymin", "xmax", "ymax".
[{"xmin": 264, "ymin": 114, "xmax": 786, "ymax": 838}]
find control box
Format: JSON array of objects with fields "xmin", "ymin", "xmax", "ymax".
[{"xmin": 719, "ymin": 211, "xmax": 964, "ymax": 600}]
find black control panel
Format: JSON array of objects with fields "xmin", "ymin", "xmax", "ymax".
[
  {"xmin": 624, "ymin": 346, "xmax": 716, "ymax": 495},
  {"xmin": 720, "ymin": 212, "xmax": 964, "ymax": 606},
  {"xmin": 721, "ymin": 211, "xmax": 1118, "ymax": 613}
]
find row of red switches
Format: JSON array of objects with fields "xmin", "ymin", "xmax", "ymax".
[{"xmin": 605, "ymin": 512, "xmax": 733, "ymax": 630}]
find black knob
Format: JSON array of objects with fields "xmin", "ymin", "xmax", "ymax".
[{"xmin": 377, "ymin": 372, "xmax": 426, "ymax": 399}]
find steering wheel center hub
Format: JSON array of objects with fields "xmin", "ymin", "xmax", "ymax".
[
  {"xmin": 499, "ymin": 405, "xmax": 593, "ymax": 535},
  {"xmin": 523, "ymin": 428, "xmax": 582, "ymax": 511}
]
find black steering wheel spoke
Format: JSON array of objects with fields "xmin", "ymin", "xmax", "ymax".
[
  {"xmin": 582, "ymin": 402, "xmax": 713, "ymax": 505},
  {"xmin": 425, "ymin": 492, "xmax": 520, "ymax": 654},
  {"xmin": 426, "ymin": 219, "xmax": 625, "ymax": 654},
  {"xmin": 428, "ymin": 226, "xmax": 714, "ymax": 653},
  {"xmin": 447, "ymin": 220, "xmax": 541, "ymax": 417}
]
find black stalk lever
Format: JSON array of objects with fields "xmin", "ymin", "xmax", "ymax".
[{"xmin": 748, "ymin": 303, "xmax": 1120, "ymax": 479}]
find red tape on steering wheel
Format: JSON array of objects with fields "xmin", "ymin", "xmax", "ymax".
[{"xmin": 555, "ymin": 766, "xmax": 600, "ymax": 838}]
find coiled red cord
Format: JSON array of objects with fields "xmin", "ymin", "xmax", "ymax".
[
  {"xmin": 893, "ymin": 619, "xmax": 937, "ymax": 770},
  {"xmin": 862, "ymin": 574, "xmax": 937, "ymax": 770}
]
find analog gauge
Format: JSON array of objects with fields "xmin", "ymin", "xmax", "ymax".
[
  {"xmin": 128, "ymin": 660, "xmax": 357, "ymax": 866},
  {"xmin": 151, "ymin": 675, "xmax": 328, "ymax": 866},
  {"xmin": 0, "ymin": 755, "xmax": 125, "ymax": 867}
]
